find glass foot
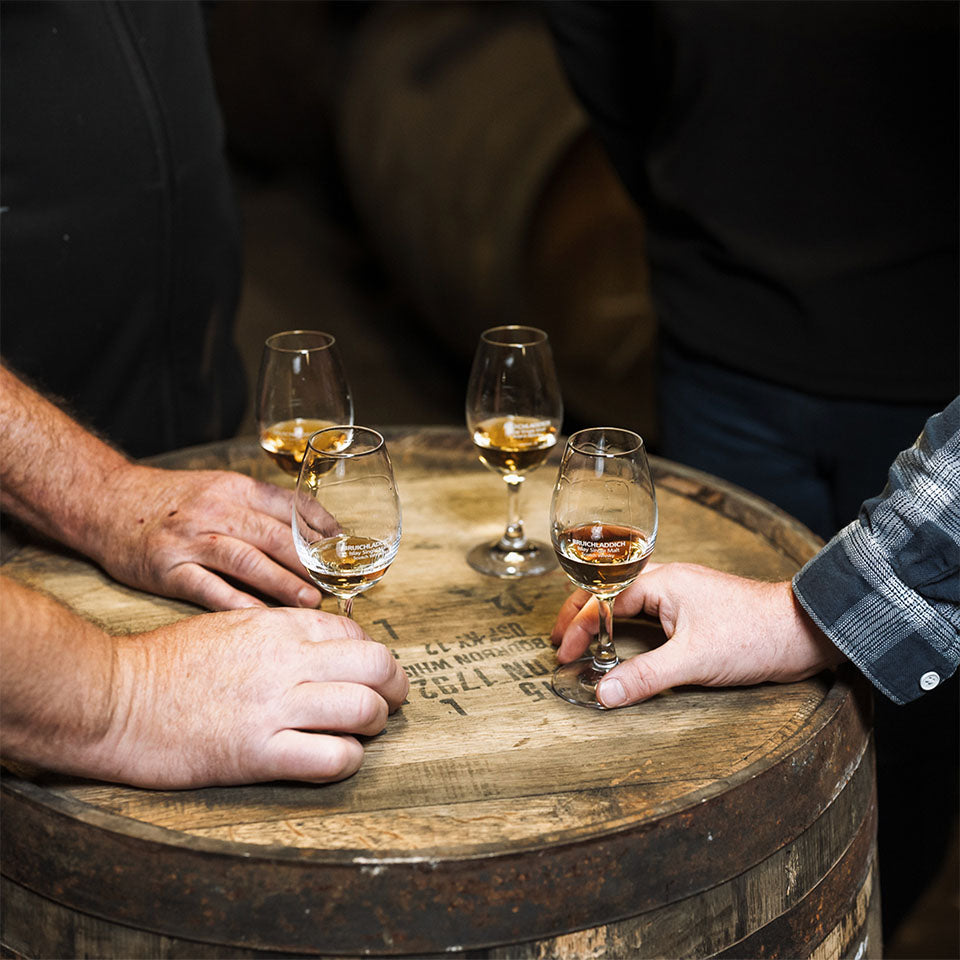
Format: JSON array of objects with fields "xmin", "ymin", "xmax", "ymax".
[
  {"xmin": 466, "ymin": 538, "xmax": 556, "ymax": 578},
  {"xmin": 552, "ymin": 657, "xmax": 618, "ymax": 709}
]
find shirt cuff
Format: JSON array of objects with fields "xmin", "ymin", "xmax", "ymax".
[{"xmin": 792, "ymin": 523, "xmax": 958, "ymax": 705}]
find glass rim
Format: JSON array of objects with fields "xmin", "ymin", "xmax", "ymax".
[
  {"xmin": 306, "ymin": 425, "xmax": 385, "ymax": 458},
  {"xmin": 264, "ymin": 330, "xmax": 337, "ymax": 353},
  {"xmin": 480, "ymin": 325, "xmax": 549, "ymax": 347},
  {"xmin": 567, "ymin": 427, "xmax": 645, "ymax": 457}
]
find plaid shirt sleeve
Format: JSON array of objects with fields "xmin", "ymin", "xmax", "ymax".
[{"xmin": 792, "ymin": 397, "xmax": 960, "ymax": 705}]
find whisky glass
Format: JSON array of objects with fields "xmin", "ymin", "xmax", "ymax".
[
  {"xmin": 466, "ymin": 325, "xmax": 563, "ymax": 578},
  {"xmin": 550, "ymin": 427, "xmax": 657, "ymax": 708},
  {"xmin": 256, "ymin": 330, "xmax": 354, "ymax": 478},
  {"xmin": 293, "ymin": 426, "xmax": 401, "ymax": 619}
]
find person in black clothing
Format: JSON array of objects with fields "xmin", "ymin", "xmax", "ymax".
[
  {"xmin": 544, "ymin": 0, "xmax": 958, "ymax": 943},
  {"xmin": 1, "ymin": 0, "xmax": 245, "ymax": 458}
]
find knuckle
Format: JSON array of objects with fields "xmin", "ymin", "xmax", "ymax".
[
  {"xmin": 361, "ymin": 642, "xmax": 398, "ymax": 685},
  {"xmin": 162, "ymin": 562, "xmax": 214, "ymax": 604},
  {"xmin": 264, "ymin": 518, "xmax": 293, "ymax": 553},
  {"xmin": 333, "ymin": 617, "xmax": 368, "ymax": 644},
  {"xmin": 352, "ymin": 689, "xmax": 389, "ymax": 732},
  {"xmin": 316, "ymin": 737, "xmax": 362, "ymax": 780},
  {"xmin": 305, "ymin": 612, "xmax": 365, "ymax": 645},
  {"xmin": 622, "ymin": 661, "xmax": 659, "ymax": 703},
  {"xmin": 222, "ymin": 541, "xmax": 265, "ymax": 580}
]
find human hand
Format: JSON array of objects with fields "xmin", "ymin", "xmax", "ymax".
[
  {"xmin": 551, "ymin": 562, "xmax": 845, "ymax": 708},
  {"xmin": 95, "ymin": 607, "xmax": 409, "ymax": 788},
  {"xmin": 91, "ymin": 463, "xmax": 331, "ymax": 610}
]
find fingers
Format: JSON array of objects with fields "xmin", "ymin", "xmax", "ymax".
[
  {"xmin": 239, "ymin": 475, "xmax": 302, "ymax": 525},
  {"xmin": 164, "ymin": 561, "xmax": 267, "ymax": 611},
  {"xmin": 164, "ymin": 558, "xmax": 319, "ymax": 612},
  {"xmin": 258, "ymin": 626, "xmax": 410, "ymax": 784},
  {"xmin": 240, "ymin": 505, "xmax": 323, "ymax": 586},
  {"xmin": 181, "ymin": 533, "xmax": 321, "ymax": 609},
  {"xmin": 551, "ymin": 564, "xmax": 667, "ymax": 662},
  {"xmin": 595, "ymin": 639, "xmax": 694, "ymax": 708},
  {"xmin": 298, "ymin": 631, "xmax": 410, "ymax": 711},
  {"xmin": 247, "ymin": 475, "xmax": 338, "ymax": 550},
  {"xmin": 550, "ymin": 589, "xmax": 594, "ymax": 652},
  {"xmin": 261, "ymin": 729, "xmax": 365, "ymax": 783},
  {"xmin": 197, "ymin": 496, "xmax": 323, "ymax": 606},
  {"xmin": 283, "ymin": 681, "xmax": 391, "ymax": 736},
  {"xmin": 294, "ymin": 493, "xmax": 342, "ymax": 543}
]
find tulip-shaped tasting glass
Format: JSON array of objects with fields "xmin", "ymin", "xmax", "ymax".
[
  {"xmin": 256, "ymin": 330, "xmax": 354, "ymax": 478},
  {"xmin": 465, "ymin": 325, "xmax": 563, "ymax": 578},
  {"xmin": 550, "ymin": 427, "xmax": 658, "ymax": 708},
  {"xmin": 293, "ymin": 426, "xmax": 401, "ymax": 619}
]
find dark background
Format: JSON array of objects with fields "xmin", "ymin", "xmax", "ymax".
[{"xmin": 206, "ymin": 0, "xmax": 657, "ymax": 442}]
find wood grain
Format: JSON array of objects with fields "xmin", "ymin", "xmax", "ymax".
[{"xmin": 0, "ymin": 429, "xmax": 878, "ymax": 958}]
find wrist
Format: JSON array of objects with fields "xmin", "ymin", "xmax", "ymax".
[
  {"xmin": 787, "ymin": 582, "xmax": 846, "ymax": 670},
  {"xmin": 0, "ymin": 578, "xmax": 121, "ymax": 777},
  {"xmin": 0, "ymin": 365, "xmax": 133, "ymax": 559},
  {"xmin": 83, "ymin": 632, "xmax": 155, "ymax": 783},
  {"xmin": 79, "ymin": 458, "xmax": 142, "ymax": 569}
]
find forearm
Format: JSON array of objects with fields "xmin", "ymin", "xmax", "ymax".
[
  {"xmin": 0, "ymin": 575, "xmax": 120, "ymax": 774},
  {"xmin": 0, "ymin": 364, "xmax": 132, "ymax": 561}
]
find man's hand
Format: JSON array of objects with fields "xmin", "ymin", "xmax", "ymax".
[
  {"xmin": 0, "ymin": 364, "xmax": 325, "ymax": 610},
  {"xmin": 1, "ymin": 576, "xmax": 409, "ymax": 788},
  {"xmin": 91, "ymin": 462, "xmax": 327, "ymax": 610},
  {"xmin": 551, "ymin": 562, "xmax": 845, "ymax": 708}
]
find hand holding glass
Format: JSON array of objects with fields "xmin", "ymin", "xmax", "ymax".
[
  {"xmin": 256, "ymin": 330, "xmax": 354, "ymax": 477},
  {"xmin": 293, "ymin": 427, "xmax": 401, "ymax": 619},
  {"xmin": 465, "ymin": 325, "xmax": 563, "ymax": 578},
  {"xmin": 550, "ymin": 428, "xmax": 658, "ymax": 708}
]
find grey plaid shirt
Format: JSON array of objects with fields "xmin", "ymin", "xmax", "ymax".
[{"xmin": 793, "ymin": 397, "xmax": 960, "ymax": 704}]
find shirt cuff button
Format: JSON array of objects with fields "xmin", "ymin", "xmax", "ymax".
[{"xmin": 920, "ymin": 671, "xmax": 941, "ymax": 691}]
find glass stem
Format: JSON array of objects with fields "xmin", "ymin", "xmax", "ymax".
[
  {"xmin": 498, "ymin": 479, "xmax": 527, "ymax": 551},
  {"xmin": 337, "ymin": 595, "xmax": 354, "ymax": 619},
  {"xmin": 592, "ymin": 596, "xmax": 619, "ymax": 673}
]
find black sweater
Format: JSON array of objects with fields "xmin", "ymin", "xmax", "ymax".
[
  {"xmin": 1, "ymin": 1, "xmax": 245, "ymax": 457},
  {"xmin": 546, "ymin": 1, "xmax": 959, "ymax": 404}
]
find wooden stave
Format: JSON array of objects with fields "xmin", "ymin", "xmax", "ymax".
[
  {"xmin": 0, "ymin": 431, "xmax": 877, "ymax": 958},
  {"xmin": 1, "ymin": 743, "xmax": 877, "ymax": 959},
  {"xmin": 0, "ymin": 784, "xmax": 879, "ymax": 960},
  {"xmin": 1, "ymin": 672, "xmax": 871, "ymax": 953}
]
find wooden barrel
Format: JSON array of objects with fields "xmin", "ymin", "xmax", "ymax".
[
  {"xmin": 0, "ymin": 429, "xmax": 879, "ymax": 959},
  {"xmin": 335, "ymin": 3, "xmax": 658, "ymax": 440}
]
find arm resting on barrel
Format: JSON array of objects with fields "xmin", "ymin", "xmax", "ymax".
[
  {"xmin": 0, "ymin": 575, "xmax": 409, "ymax": 788},
  {"xmin": 0, "ymin": 364, "xmax": 321, "ymax": 610},
  {"xmin": 552, "ymin": 398, "xmax": 960, "ymax": 708}
]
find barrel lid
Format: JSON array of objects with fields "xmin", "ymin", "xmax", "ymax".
[{"xmin": 1, "ymin": 430, "xmax": 872, "ymax": 955}]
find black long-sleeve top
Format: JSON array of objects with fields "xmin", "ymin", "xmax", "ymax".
[
  {"xmin": 1, "ymin": 1, "xmax": 245, "ymax": 457},
  {"xmin": 545, "ymin": 1, "xmax": 959, "ymax": 404}
]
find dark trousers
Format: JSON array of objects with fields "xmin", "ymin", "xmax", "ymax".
[
  {"xmin": 657, "ymin": 337, "xmax": 959, "ymax": 938},
  {"xmin": 657, "ymin": 337, "xmax": 945, "ymax": 540}
]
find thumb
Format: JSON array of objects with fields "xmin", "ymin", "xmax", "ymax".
[{"xmin": 595, "ymin": 633, "xmax": 693, "ymax": 707}]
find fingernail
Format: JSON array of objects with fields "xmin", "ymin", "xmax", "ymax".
[
  {"xmin": 598, "ymin": 678, "xmax": 626, "ymax": 707},
  {"xmin": 298, "ymin": 587, "xmax": 321, "ymax": 608}
]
